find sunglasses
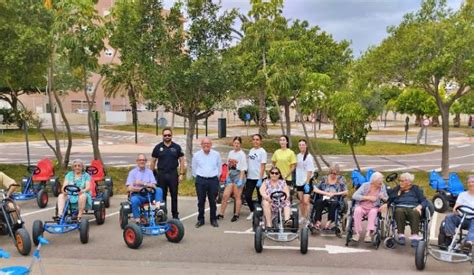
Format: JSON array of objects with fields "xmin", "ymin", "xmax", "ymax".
[
  {"xmin": 270, "ymin": 171, "xmax": 280, "ymax": 175},
  {"xmin": 163, "ymin": 134, "xmax": 172, "ymax": 137}
]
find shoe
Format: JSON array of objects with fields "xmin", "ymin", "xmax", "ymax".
[
  {"xmin": 173, "ymin": 216, "xmax": 180, "ymax": 221},
  {"xmin": 195, "ymin": 221, "xmax": 204, "ymax": 228},
  {"xmin": 211, "ymin": 220, "xmax": 219, "ymax": 228},
  {"xmin": 217, "ymin": 214, "xmax": 224, "ymax": 220},
  {"xmin": 364, "ymin": 234, "xmax": 372, "ymax": 243},
  {"xmin": 284, "ymin": 219, "xmax": 293, "ymax": 228},
  {"xmin": 352, "ymin": 233, "xmax": 360, "ymax": 242},
  {"xmin": 410, "ymin": 234, "xmax": 422, "ymax": 247},
  {"xmin": 398, "ymin": 234, "xmax": 406, "ymax": 245},
  {"xmin": 231, "ymin": 215, "xmax": 239, "ymax": 222},
  {"xmin": 246, "ymin": 212, "xmax": 253, "ymax": 220}
]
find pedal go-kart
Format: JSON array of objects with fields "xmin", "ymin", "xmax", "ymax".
[
  {"xmin": 415, "ymin": 205, "xmax": 474, "ymax": 270},
  {"xmin": 86, "ymin": 159, "xmax": 113, "ymax": 208},
  {"xmin": 119, "ymin": 187, "xmax": 185, "ymax": 249},
  {"xmin": 0, "ymin": 187, "xmax": 31, "ymax": 255},
  {"xmin": 0, "ymin": 236, "xmax": 49, "ymax": 275},
  {"xmin": 31, "ymin": 185, "xmax": 105, "ymax": 245},
  {"xmin": 11, "ymin": 159, "xmax": 60, "ymax": 208},
  {"xmin": 429, "ymin": 171, "xmax": 465, "ymax": 213},
  {"xmin": 254, "ymin": 191, "xmax": 308, "ymax": 254}
]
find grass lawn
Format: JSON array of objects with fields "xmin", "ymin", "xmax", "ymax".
[
  {"xmin": 0, "ymin": 128, "xmax": 87, "ymax": 143},
  {"xmin": 222, "ymin": 135, "xmax": 438, "ymax": 155},
  {"xmin": 104, "ymin": 124, "xmax": 215, "ymax": 135},
  {"xmin": 0, "ymin": 164, "xmax": 468, "ymax": 198}
]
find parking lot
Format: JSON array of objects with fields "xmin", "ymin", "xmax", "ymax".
[{"xmin": 1, "ymin": 195, "xmax": 472, "ymax": 275}]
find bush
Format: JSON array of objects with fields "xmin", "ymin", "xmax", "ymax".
[
  {"xmin": 237, "ymin": 105, "xmax": 259, "ymax": 124},
  {"xmin": 269, "ymin": 106, "xmax": 280, "ymax": 125},
  {"xmin": 0, "ymin": 108, "xmax": 15, "ymax": 125}
]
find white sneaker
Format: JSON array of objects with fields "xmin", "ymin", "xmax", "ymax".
[{"xmin": 246, "ymin": 212, "xmax": 253, "ymax": 220}]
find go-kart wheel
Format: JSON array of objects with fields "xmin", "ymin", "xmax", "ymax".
[
  {"xmin": 0, "ymin": 224, "xmax": 8, "ymax": 235},
  {"xmin": 103, "ymin": 189, "xmax": 111, "ymax": 208},
  {"xmin": 300, "ymin": 227, "xmax": 309, "ymax": 255},
  {"xmin": 432, "ymin": 194, "xmax": 448, "ymax": 213},
  {"xmin": 384, "ymin": 237, "xmax": 397, "ymax": 249},
  {"xmin": 51, "ymin": 180, "xmax": 60, "ymax": 197},
  {"xmin": 79, "ymin": 219, "xmax": 89, "ymax": 244},
  {"xmin": 415, "ymin": 240, "xmax": 427, "ymax": 270},
  {"xmin": 254, "ymin": 226, "xmax": 263, "ymax": 253},
  {"xmin": 291, "ymin": 207, "xmax": 299, "ymax": 233},
  {"xmin": 165, "ymin": 219, "xmax": 185, "ymax": 243},
  {"xmin": 105, "ymin": 178, "xmax": 114, "ymax": 197},
  {"xmin": 123, "ymin": 223, "xmax": 143, "ymax": 249},
  {"xmin": 119, "ymin": 206, "xmax": 129, "ymax": 230},
  {"xmin": 345, "ymin": 216, "xmax": 353, "ymax": 246},
  {"xmin": 14, "ymin": 228, "xmax": 31, "ymax": 256},
  {"xmin": 94, "ymin": 203, "xmax": 106, "ymax": 225},
  {"xmin": 36, "ymin": 189, "xmax": 48, "ymax": 208},
  {"xmin": 32, "ymin": 220, "xmax": 44, "ymax": 246}
]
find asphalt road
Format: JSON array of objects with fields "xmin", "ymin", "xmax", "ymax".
[{"xmin": 1, "ymin": 196, "xmax": 472, "ymax": 274}]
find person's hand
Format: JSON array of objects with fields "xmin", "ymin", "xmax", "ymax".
[
  {"xmin": 304, "ymin": 183, "xmax": 311, "ymax": 193},
  {"xmin": 327, "ymin": 192, "xmax": 335, "ymax": 198},
  {"xmin": 236, "ymin": 179, "xmax": 244, "ymax": 188},
  {"xmin": 415, "ymin": 205, "xmax": 422, "ymax": 215},
  {"xmin": 256, "ymin": 179, "xmax": 263, "ymax": 188},
  {"xmin": 134, "ymin": 180, "xmax": 144, "ymax": 186},
  {"xmin": 265, "ymin": 196, "xmax": 272, "ymax": 202},
  {"xmin": 225, "ymin": 177, "xmax": 231, "ymax": 184}
]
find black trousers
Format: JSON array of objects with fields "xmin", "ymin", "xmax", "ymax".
[
  {"xmin": 244, "ymin": 179, "xmax": 262, "ymax": 212},
  {"xmin": 312, "ymin": 199, "xmax": 339, "ymax": 222},
  {"xmin": 157, "ymin": 171, "xmax": 179, "ymax": 218},
  {"xmin": 195, "ymin": 176, "xmax": 219, "ymax": 222}
]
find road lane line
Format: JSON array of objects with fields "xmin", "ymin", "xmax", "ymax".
[
  {"xmin": 181, "ymin": 204, "xmax": 221, "ymax": 221},
  {"xmin": 262, "ymin": 245, "xmax": 370, "ymax": 254},
  {"xmin": 22, "ymin": 207, "xmax": 55, "ymax": 217}
]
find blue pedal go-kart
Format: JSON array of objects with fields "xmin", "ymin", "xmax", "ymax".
[
  {"xmin": 0, "ymin": 236, "xmax": 49, "ymax": 275},
  {"xmin": 11, "ymin": 166, "xmax": 49, "ymax": 209},
  {"xmin": 429, "ymin": 171, "xmax": 465, "ymax": 213},
  {"xmin": 119, "ymin": 187, "xmax": 184, "ymax": 249},
  {"xmin": 0, "ymin": 187, "xmax": 31, "ymax": 256},
  {"xmin": 31, "ymin": 185, "xmax": 105, "ymax": 245}
]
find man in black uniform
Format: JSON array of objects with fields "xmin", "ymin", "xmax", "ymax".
[{"xmin": 150, "ymin": 128, "xmax": 185, "ymax": 219}]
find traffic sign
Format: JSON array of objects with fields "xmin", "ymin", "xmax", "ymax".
[{"xmin": 423, "ymin": 119, "xmax": 430, "ymax": 127}]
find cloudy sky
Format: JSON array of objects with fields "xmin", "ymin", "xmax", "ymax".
[{"xmin": 162, "ymin": 0, "xmax": 463, "ymax": 57}]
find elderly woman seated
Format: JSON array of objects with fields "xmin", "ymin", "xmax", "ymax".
[
  {"xmin": 259, "ymin": 166, "xmax": 291, "ymax": 229},
  {"xmin": 351, "ymin": 171, "xmax": 388, "ymax": 242},
  {"xmin": 388, "ymin": 172, "xmax": 429, "ymax": 247},
  {"xmin": 57, "ymin": 159, "xmax": 92, "ymax": 221}
]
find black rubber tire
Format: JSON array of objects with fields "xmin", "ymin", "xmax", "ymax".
[
  {"xmin": 123, "ymin": 223, "xmax": 143, "ymax": 249},
  {"xmin": 32, "ymin": 220, "xmax": 44, "ymax": 246},
  {"xmin": 103, "ymin": 189, "xmax": 111, "ymax": 208},
  {"xmin": 384, "ymin": 237, "xmax": 397, "ymax": 249},
  {"xmin": 79, "ymin": 219, "xmax": 89, "ymax": 244},
  {"xmin": 119, "ymin": 206, "xmax": 129, "ymax": 230},
  {"xmin": 94, "ymin": 203, "xmax": 106, "ymax": 225},
  {"xmin": 415, "ymin": 240, "xmax": 427, "ymax": 270},
  {"xmin": 165, "ymin": 219, "xmax": 185, "ymax": 243},
  {"xmin": 52, "ymin": 180, "xmax": 60, "ymax": 197},
  {"xmin": 254, "ymin": 226, "xmax": 263, "ymax": 253},
  {"xmin": 291, "ymin": 207, "xmax": 299, "ymax": 233},
  {"xmin": 107, "ymin": 179, "xmax": 114, "ymax": 197},
  {"xmin": 432, "ymin": 194, "xmax": 449, "ymax": 213},
  {"xmin": 15, "ymin": 228, "xmax": 31, "ymax": 256},
  {"xmin": 345, "ymin": 215, "xmax": 353, "ymax": 246},
  {"xmin": 36, "ymin": 189, "xmax": 48, "ymax": 209},
  {"xmin": 300, "ymin": 227, "xmax": 309, "ymax": 254}
]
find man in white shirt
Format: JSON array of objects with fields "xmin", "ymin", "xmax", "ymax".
[{"xmin": 192, "ymin": 138, "xmax": 222, "ymax": 228}]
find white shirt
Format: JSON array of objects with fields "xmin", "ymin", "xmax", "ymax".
[
  {"xmin": 192, "ymin": 149, "xmax": 222, "ymax": 178},
  {"xmin": 247, "ymin": 147, "xmax": 267, "ymax": 180},
  {"xmin": 456, "ymin": 191, "xmax": 474, "ymax": 209},
  {"xmin": 227, "ymin": 150, "xmax": 247, "ymax": 171},
  {"xmin": 295, "ymin": 153, "xmax": 316, "ymax": 186}
]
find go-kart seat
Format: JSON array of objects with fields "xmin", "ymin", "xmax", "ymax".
[
  {"xmin": 448, "ymin": 173, "xmax": 464, "ymax": 196},
  {"xmin": 351, "ymin": 170, "xmax": 367, "ymax": 189},
  {"xmin": 429, "ymin": 170, "xmax": 447, "ymax": 191},
  {"xmin": 32, "ymin": 159, "xmax": 54, "ymax": 182},
  {"xmin": 89, "ymin": 160, "xmax": 105, "ymax": 182},
  {"xmin": 89, "ymin": 179, "xmax": 97, "ymax": 198}
]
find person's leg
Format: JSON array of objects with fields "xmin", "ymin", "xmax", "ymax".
[
  {"xmin": 303, "ymin": 194, "xmax": 311, "ymax": 220},
  {"xmin": 244, "ymin": 179, "xmax": 257, "ymax": 212},
  {"xmin": 466, "ymin": 219, "xmax": 474, "ymax": 242},
  {"xmin": 313, "ymin": 199, "xmax": 325, "ymax": 226},
  {"xmin": 283, "ymin": 206, "xmax": 291, "ymax": 221},
  {"xmin": 77, "ymin": 194, "xmax": 87, "ymax": 219},
  {"xmin": 297, "ymin": 191, "xmax": 305, "ymax": 218},
  {"xmin": 195, "ymin": 178, "xmax": 206, "ymax": 223},
  {"xmin": 154, "ymin": 187, "xmax": 164, "ymax": 204},
  {"xmin": 167, "ymin": 173, "xmax": 179, "ymax": 218},
  {"xmin": 130, "ymin": 195, "xmax": 143, "ymax": 221},
  {"xmin": 366, "ymin": 207, "xmax": 379, "ymax": 234},
  {"xmin": 57, "ymin": 193, "xmax": 67, "ymax": 217},
  {"xmin": 353, "ymin": 205, "xmax": 366, "ymax": 235},
  {"xmin": 326, "ymin": 200, "xmax": 339, "ymax": 227},
  {"xmin": 394, "ymin": 208, "xmax": 407, "ymax": 235},
  {"xmin": 262, "ymin": 200, "xmax": 272, "ymax": 228},
  {"xmin": 207, "ymin": 178, "xmax": 219, "ymax": 222},
  {"xmin": 443, "ymin": 214, "xmax": 461, "ymax": 236},
  {"xmin": 219, "ymin": 184, "xmax": 233, "ymax": 217},
  {"xmin": 158, "ymin": 173, "xmax": 168, "ymax": 207},
  {"xmin": 407, "ymin": 208, "xmax": 421, "ymax": 235},
  {"xmin": 233, "ymin": 184, "xmax": 243, "ymax": 218}
]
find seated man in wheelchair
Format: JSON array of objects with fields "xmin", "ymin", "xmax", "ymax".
[
  {"xmin": 388, "ymin": 172, "xmax": 429, "ymax": 247},
  {"xmin": 351, "ymin": 172, "xmax": 388, "ymax": 242},
  {"xmin": 126, "ymin": 154, "xmax": 164, "ymax": 223},
  {"xmin": 57, "ymin": 159, "xmax": 92, "ymax": 221},
  {"xmin": 439, "ymin": 175, "xmax": 474, "ymax": 249},
  {"xmin": 310, "ymin": 164, "xmax": 348, "ymax": 230},
  {"xmin": 259, "ymin": 167, "xmax": 291, "ymax": 229}
]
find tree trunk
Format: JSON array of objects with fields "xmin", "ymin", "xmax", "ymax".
[
  {"xmin": 258, "ymin": 89, "xmax": 268, "ymax": 137},
  {"xmin": 453, "ymin": 113, "xmax": 460, "ymax": 128},
  {"xmin": 415, "ymin": 114, "xmax": 422, "ymax": 126},
  {"xmin": 185, "ymin": 114, "xmax": 197, "ymax": 179},
  {"xmin": 128, "ymin": 85, "xmax": 138, "ymax": 144},
  {"xmin": 283, "ymin": 99, "xmax": 291, "ymax": 145},
  {"xmin": 432, "ymin": 116, "xmax": 440, "ymax": 127},
  {"xmin": 47, "ymin": 64, "xmax": 63, "ymax": 165},
  {"xmin": 53, "ymin": 90, "xmax": 72, "ymax": 168},
  {"xmin": 349, "ymin": 143, "xmax": 361, "ymax": 171},
  {"xmin": 10, "ymin": 92, "xmax": 22, "ymax": 129},
  {"xmin": 271, "ymin": 95, "xmax": 285, "ymax": 136},
  {"xmin": 171, "ymin": 111, "xmax": 175, "ymax": 131},
  {"xmin": 439, "ymin": 106, "xmax": 450, "ymax": 178},
  {"xmin": 384, "ymin": 110, "xmax": 388, "ymax": 128},
  {"xmin": 83, "ymin": 73, "xmax": 102, "ymax": 162}
]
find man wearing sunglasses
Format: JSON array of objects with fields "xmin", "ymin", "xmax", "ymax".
[{"xmin": 150, "ymin": 128, "xmax": 185, "ymax": 220}]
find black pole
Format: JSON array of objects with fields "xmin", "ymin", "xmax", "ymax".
[
  {"xmin": 24, "ymin": 121, "xmax": 31, "ymax": 167},
  {"xmin": 205, "ymin": 117, "xmax": 208, "ymax": 137}
]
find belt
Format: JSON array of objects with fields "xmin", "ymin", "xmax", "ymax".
[{"xmin": 197, "ymin": 175, "xmax": 218, "ymax": 180}]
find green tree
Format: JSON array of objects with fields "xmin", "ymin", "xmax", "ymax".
[
  {"xmin": 395, "ymin": 88, "xmax": 438, "ymax": 125},
  {"xmin": 356, "ymin": 0, "xmax": 473, "ymax": 177},
  {"xmin": 451, "ymin": 91, "xmax": 474, "ymax": 127}
]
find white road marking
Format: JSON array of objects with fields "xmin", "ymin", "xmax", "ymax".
[
  {"xmin": 22, "ymin": 207, "xmax": 55, "ymax": 217},
  {"xmin": 456, "ymin": 144, "xmax": 470, "ymax": 149},
  {"xmin": 181, "ymin": 204, "xmax": 220, "ymax": 221},
  {"xmin": 262, "ymin": 245, "xmax": 370, "ymax": 254}
]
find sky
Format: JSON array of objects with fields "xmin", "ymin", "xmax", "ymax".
[{"xmin": 162, "ymin": 0, "xmax": 464, "ymax": 57}]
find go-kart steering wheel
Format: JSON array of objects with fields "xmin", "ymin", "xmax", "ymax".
[
  {"xmin": 139, "ymin": 186, "xmax": 156, "ymax": 196},
  {"xmin": 456, "ymin": 205, "xmax": 474, "ymax": 216},
  {"xmin": 64, "ymin": 185, "xmax": 81, "ymax": 195},
  {"xmin": 270, "ymin": 191, "xmax": 287, "ymax": 202},
  {"xmin": 27, "ymin": 165, "xmax": 41, "ymax": 175},
  {"xmin": 386, "ymin": 172, "xmax": 398, "ymax": 183},
  {"xmin": 86, "ymin": 166, "xmax": 99, "ymax": 175}
]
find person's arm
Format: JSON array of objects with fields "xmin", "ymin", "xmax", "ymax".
[
  {"xmin": 415, "ymin": 186, "xmax": 428, "ymax": 212},
  {"xmin": 150, "ymin": 157, "xmax": 158, "ymax": 172},
  {"xmin": 271, "ymin": 151, "xmax": 277, "ymax": 167},
  {"xmin": 240, "ymin": 152, "xmax": 248, "ymax": 180},
  {"xmin": 288, "ymin": 152, "xmax": 297, "ymax": 176},
  {"xmin": 192, "ymin": 153, "xmax": 198, "ymax": 178},
  {"xmin": 259, "ymin": 181, "xmax": 270, "ymax": 201},
  {"xmin": 260, "ymin": 150, "xmax": 267, "ymax": 180},
  {"xmin": 284, "ymin": 183, "xmax": 290, "ymax": 200},
  {"xmin": 82, "ymin": 180, "xmax": 91, "ymax": 193},
  {"xmin": 178, "ymin": 146, "xmax": 185, "ymax": 182},
  {"xmin": 305, "ymin": 155, "xmax": 315, "ymax": 183},
  {"xmin": 352, "ymin": 184, "xmax": 367, "ymax": 201},
  {"xmin": 216, "ymin": 152, "xmax": 222, "ymax": 178},
  {"xmin": 336, "ymin": 177, "xmax": 349, "ymax": 196}
]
